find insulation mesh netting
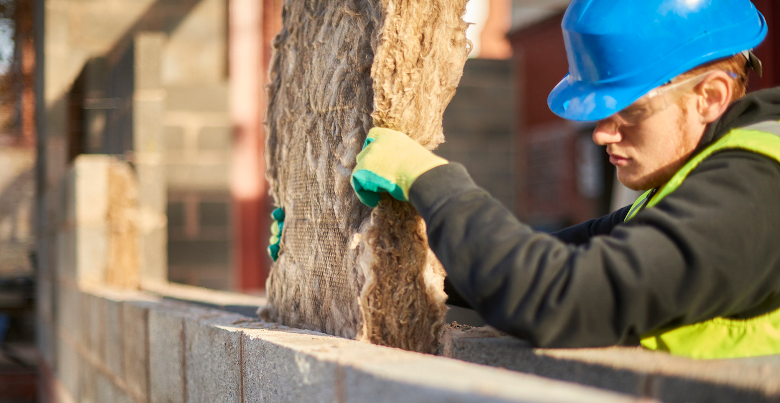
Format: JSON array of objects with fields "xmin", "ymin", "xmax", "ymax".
[{"xmin": 263, "ymin": 0, "xmax": 470, "ymax": 353}]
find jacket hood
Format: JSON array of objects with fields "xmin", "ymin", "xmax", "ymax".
[{"xmin": 697, "ymin": 86, "xmax": 780, "ymax": 153}]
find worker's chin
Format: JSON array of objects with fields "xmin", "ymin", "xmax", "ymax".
[
  {"xmin": 617, "ymin": 169, "xmax": 654, "ymax": 192},
  {"xmin": 617, "ymin": 167, "xmax": 672, "ymax": 191}
]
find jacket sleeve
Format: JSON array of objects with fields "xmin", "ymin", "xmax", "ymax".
[
  {"xmin": 409, "ymin": 154, "xmax": 780, "ymax": 348},
  {"xmin": 550, "ymin": 206, "xmax": 631, "ymax": 245}
]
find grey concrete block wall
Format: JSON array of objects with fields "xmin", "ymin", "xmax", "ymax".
[
  {"xmin": 45, "ymin": 279, "xmax": 780, "ymax": 403},
  {"xmin": 236, "ymin": 322, "xmax": 639, "ymax": 403},
  {"xmin": 50, "ymin": 285, "xmax": 655, "ymax": 403}
]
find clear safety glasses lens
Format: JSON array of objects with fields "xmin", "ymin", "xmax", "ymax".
[{"xmin": 612, "ymin": 71, "xmax": 715, "ymax": 126}]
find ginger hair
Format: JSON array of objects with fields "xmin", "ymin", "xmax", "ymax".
[{"xmin": 675, "ymin": 54, "xmax": 750, "ymax": 102}]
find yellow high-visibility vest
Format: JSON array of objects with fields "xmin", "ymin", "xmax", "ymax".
[{"xmin": 625, "ymin": 120, "xmax": 780, "ymax": 359}]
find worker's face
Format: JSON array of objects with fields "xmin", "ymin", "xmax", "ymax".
[{"xmin": 592, "ymin": 78, "xmax": 712, "ymax": 191}]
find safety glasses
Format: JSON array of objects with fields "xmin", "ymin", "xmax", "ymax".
[{"xmin": 609, "ymin": 71, "xmax": 719, "ymax": 127}]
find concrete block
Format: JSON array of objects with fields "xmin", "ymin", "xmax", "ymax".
[
  {"xmin": 164, "ymin": 85, "xmax": 228, "ymax": 112},
  {"xmin": 35, "ymin": 315, "xmax": 55, "ymax": 368},
  {"xmin": 185, "ymin": 313, "xmax": 245, "ymax": 403},
  {"xmin": 114, "ymin": 388, "xmax": 135, "ymax": 403},
  {"xmin": 80, "ymin": 357, "xmax": 98, "ymax": 403},
  {"xmin": 197, "ymin": 126, "xmax": 231, "ymax": 151},
  {"xmin": 55, "ymin": 228, "xmax": 71, "ymax": 280},
  {"xmin": 123, "ymin": 300, "xmax": 153, "ymax": 402},
  {"xmin": 45, "ymin": 183, "xmax": 59, "ymax": 231},
  {"xmin": 73, "ymin": 155, "xmax": 110, "ymax": 225},
  {"xmin": 44, "ymin": 2, "xmax": 69, "ymax": 47},
  {"xmin": 134, "ymin": 32, "xmax": 165, "ymax": 91},
  {"xmin": 104, "ymin": 297, "xmax": 125, "ymax": 379},
  {"xmin": 135, "ymin": 161, "xmax": 166, "ymax": 214},
  {"xmin": 139, "ymin": 223, "xmax": 167, "ymax": 283},
  {"xmin": 36, "ymin": 257, "xmax": 54, "ymax": 317},
  {"xmin": 165, "ymin": 163, "xmax": 230, "ymax": 191},
  {"xmin": 242, "ymin": 329, "xmax": 339, "ymax": 402},
  {"xmin": 148, "ymin": 302, "xmax": 223, "ymax": 403},
  {"xmin": 95, "ymin": 372, "xmax": 116, "ymax": 403},
  {"xmin": 76, "ymin": 225, "xmax": 108, "ymax": 285},
  {"xmin": 161, "ymin": 0, "xmax": 226, "ymax": 84},
  {"xmin": 88, "ymin": 293, "xmax": 106, "ymax": 363},
  {"xmin": 149, "ymin": 306, "xmax": 185, "ymax": 403},
  {"xmin": 168, "ymin": 239, "xmax": 229, "ymax": 266},
  {"xmin": 133, "ymin": 98, "xmax": 165, "ymax": 153},
  {"xmin": 57, "ymin": 283, "xmax": 81, "ymax": 341},
  {"xmin": 165, "ymin": 126, "xmax": 185, "ymax": 150},
  {"xmin": 57, "ymin": 336, "xmax": 81, "ymax": 401}
]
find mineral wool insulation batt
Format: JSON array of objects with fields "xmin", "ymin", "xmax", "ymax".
[{"xmin": 263, "ymin": 0, "xmax": 470, "ymax": 354}]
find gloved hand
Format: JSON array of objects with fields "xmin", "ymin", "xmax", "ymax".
[
  {"xmin": 351, "ymin": 128, "xmax": 448, "ymax": 207},
  {"xmin": 267, "ymin": 207, "xmax": 284, "ymax": 261}
]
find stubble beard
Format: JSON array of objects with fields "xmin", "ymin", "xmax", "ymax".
[{"xmin": 619, "ymin": 105, "xmax": 698, "ymax": 191}]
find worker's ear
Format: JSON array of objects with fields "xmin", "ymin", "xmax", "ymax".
[{"xmin": 695, "ymin": 71, "xmax": 733, "ymax": 124}]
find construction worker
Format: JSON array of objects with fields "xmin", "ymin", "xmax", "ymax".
[{"xmin": 350, "ymin": 0, "xmax": 780, "ymax": 359}]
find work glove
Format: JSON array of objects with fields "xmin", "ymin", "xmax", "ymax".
[
  {"xmin": 267, "ymin": 207, "xmax": 284, "ymax": 261},
  {"xmin": 351, "ymin": 128, "xmax": 448, "ymax": 207}
]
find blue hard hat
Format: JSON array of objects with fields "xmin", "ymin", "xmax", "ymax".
[{"xmin": 547, "ymin": 0, "xmax": 767, "ymax": 122}]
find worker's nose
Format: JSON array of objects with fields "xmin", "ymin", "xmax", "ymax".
[{"xmin": 592, "ymin": 119, "xmax": 622, "ymax": 146}]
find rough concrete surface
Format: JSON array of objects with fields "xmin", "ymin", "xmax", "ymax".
[
  {"xmin": 86, "ymin": 292, "xmax": 105, "ymax": 363},
  {"xmin": 242, "ymin": 329, "xmax": 339, "ymax": 402},
  {"xmin": 95, "ymin": 371, "xmax": 116, "ymax": 403},
  {"xmin": 185, "ymin": 313, "xmax": 245, "ymax": 403},
  {"xmin": 103, "ymin": 297, "xmax": 125, "ymax": 380},
  {"xmin": 122, "ymin": 300, "xmax": 153, "ymax": 402},
  {"xmin": 148, "ymin": 306, "xmax": 187, "ymax": 403},
  {"xmin": 441, "ymin": 326, "xmax": 780, "ymax": 403},
  {"xmin": 80, "ymin": 358, "xmax": 98, "ymax": 403}
]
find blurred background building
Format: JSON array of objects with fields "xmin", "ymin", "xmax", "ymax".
[
  {"xmin": 31, "ymin": 0, "xmax": 283, "ymax": 295},
  {"xmin": 20, "ymin": 0, "xmax": 779, "ymax": 294}
]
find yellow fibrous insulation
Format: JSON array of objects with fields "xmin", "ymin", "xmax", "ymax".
[{"xmin": 263, "ymin": 0, "xmax": 470, "ymax": 353}]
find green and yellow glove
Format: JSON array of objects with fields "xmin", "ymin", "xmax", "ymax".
[
  {"xmin": 267, "ymin": 207, "xmax": 284, "ymax": 261},
  {"xmin": 350, "ymin": 128, "xmax": 448, "ymax": 207}
]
